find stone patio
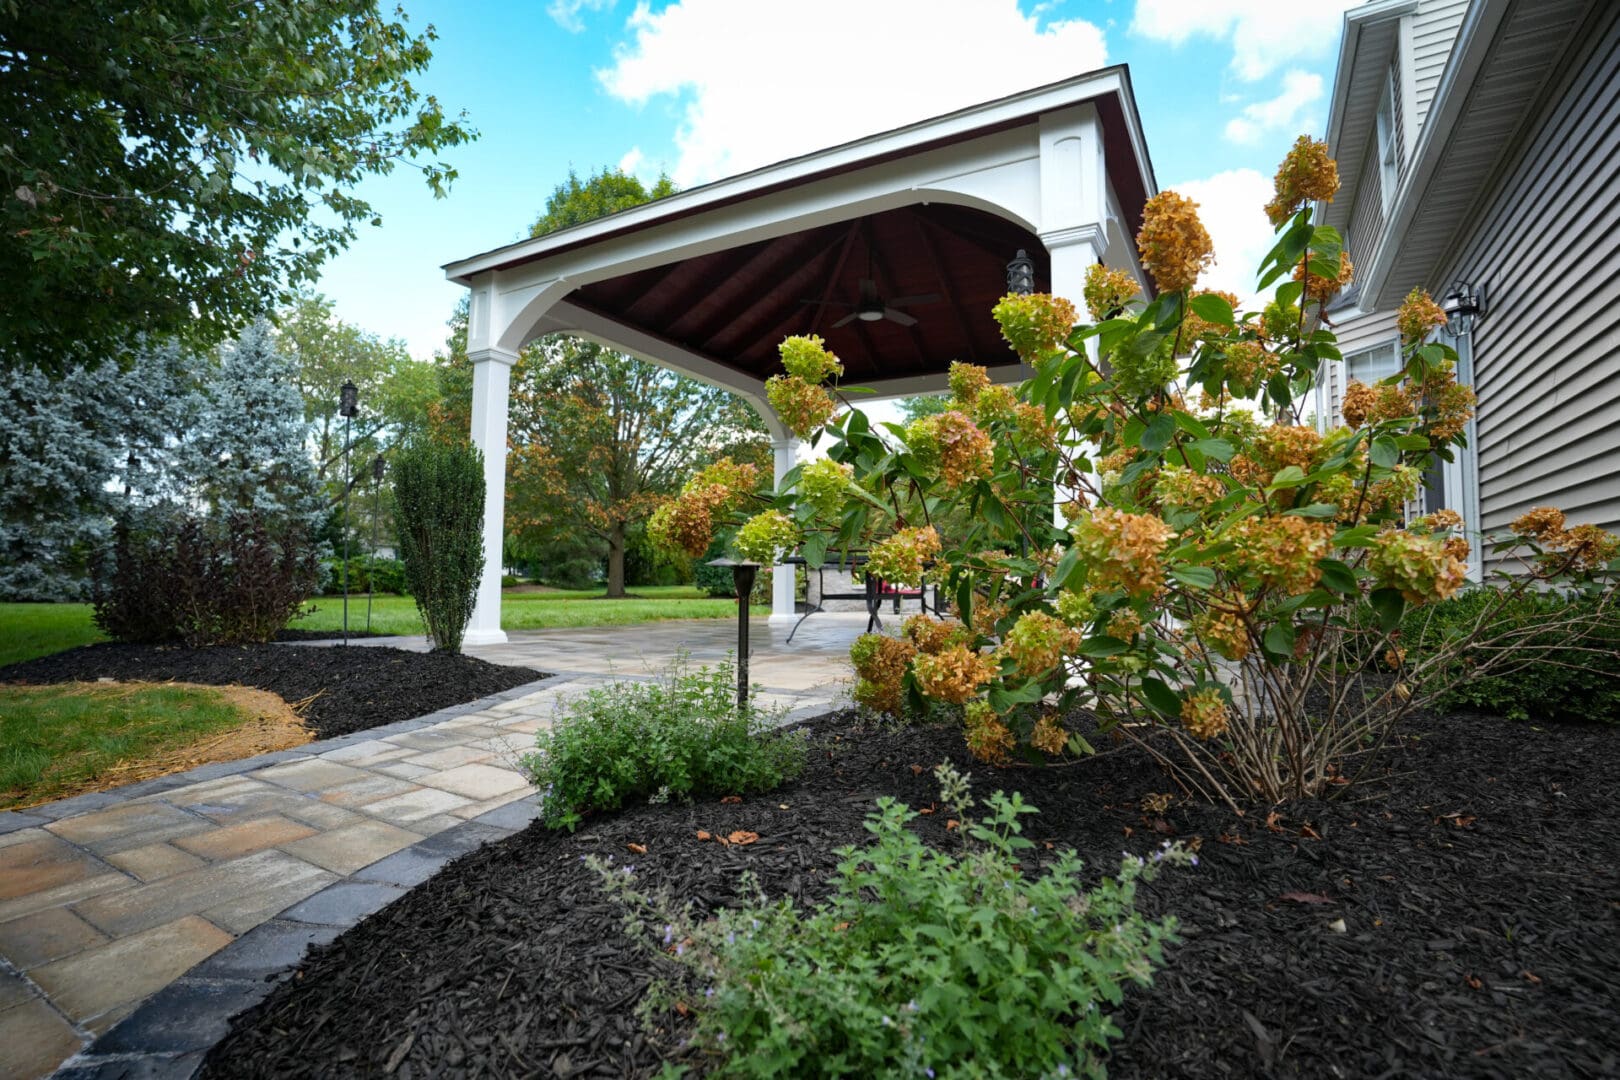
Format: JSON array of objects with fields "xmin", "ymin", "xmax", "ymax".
[{"xmin": 0, "ymin": 615, "xmax": 862, "ymax": 1079}]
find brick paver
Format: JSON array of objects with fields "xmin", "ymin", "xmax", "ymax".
[{"xmin": 0, "ymin": 615, "xmax": 860, "ymax": 1079}]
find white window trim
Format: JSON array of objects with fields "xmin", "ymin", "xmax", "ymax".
[{"xmin": 1375, "ymin": 71, "xmax": 1401, "ymax": 216}]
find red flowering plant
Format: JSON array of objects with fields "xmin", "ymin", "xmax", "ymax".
[{"xmin": 654, "ymin": 137, "xmax": 1618, "ymax": 809}]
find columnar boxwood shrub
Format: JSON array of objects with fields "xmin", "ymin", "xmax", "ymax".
[
  {"xmin": 593, "ymin": 765, "xmax": 1189, "ymax": 1078},
  {"xmin": 652, "ymin": 136, "xmax": 1619, "ymax": 809},
  {"xmin": 391, "ymin": 440, "xmax": 485, "ymax": 653}
]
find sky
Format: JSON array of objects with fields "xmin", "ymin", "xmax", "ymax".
[{"xmin": 315, "ymin": 0, "xmax": 1360, "ymax": 362}]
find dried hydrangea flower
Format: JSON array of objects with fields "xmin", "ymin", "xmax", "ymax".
[
  {"xmin": 947, "ymin": 360, "xmax": 991, "ymax": 406},
  {"xmin": 914, "ymin": 645, "xmax": 998, "ymax": 704},
  {"xmin": 778, "ymin": 334, "xmax": 844, "ymax": 383},
  {"xmin": 1293, "ymin": 252, "xmax": 1354, "ymax": 304},
  {"xmin": 1071, "ymin": 508, "xmax": 1177, "ymax": 598},
  {"xmin": 1083, "ymin": 263, "xmax": 1139, "ymax": 320},
  {"xmin": 1179, "ymin": 687, "xmax": 1230, "ymax": 740},
  {"xmin": 992, "ymin": 293, "xmax": 1079, "ymax": 359},
  {"xmin": 866, "ymin": 525, "xmax": 941, "ymax": 588},
  {"xmin": 1369, "ymin": 531, "xmax": 1468, "ymax": 603},
  {"xmin": 796, "ymin": 457, "xmax": 852, "ymax": 517},
  {"xmin": 849, "ymin": 633, "xmax": 916, "ymax": 716},
  {"xmin": 963, "ymin": 700, "xmax": 1017, "ymax": 763},
  {"xmin": 1137, "ymin": 191, "xmax": 1214, "ymax": 294},
  {"xmin": 1002, "ymin": 610, "xmax": 1080, "ymax": 676},
  {"xmin": 1340, "ymin": 380, "xmax": 1376, "ymax": 429},
  {"xmin": 1265, "ymin": 135, "xmax": 1340, "ymax": 227},
  {"xmin": 1029, "ymin": 713, "xmax": 1069, "ymax": 756},
  {"xmin": 1396, "ymin": 288, "xmax": 1448, "ymax": 344},
  {"xmin": 1229, "ymin": 515, "xmax": 1334, "ymax": 594},
  {"xmin": 765, "ymin": 373, "xmax": 837, "ymax": 438},
  {"xmin": 733, "ymin": 510, "xmax": 801, "ymax": 565},
  {"xmin": 1179, "ymin": 289, "xmax": 1240, "ymax": 348},
  {"xmin": 1223, "ymin": 340, "xmax": 1280, "ymax": 394}
]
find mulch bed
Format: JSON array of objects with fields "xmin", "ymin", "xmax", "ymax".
[
  {"xmin": 0, "ymin": 643, "xmax": 545, "ymax": 740},
  {"xmin": 201, "ymin": 709, "xmax": 1619, "ymax": 1079}
]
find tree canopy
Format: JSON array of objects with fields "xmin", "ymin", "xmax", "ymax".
[
  {"xmin": 0, "ymin": 1, "xmax": 474, "ymax": 374},
  {"xmin": 530, "ymin": 167, "xmax": 675, "ymax": 237}
]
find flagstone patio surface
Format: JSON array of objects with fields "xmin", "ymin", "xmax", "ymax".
[{"xmin": 0, "ymin": 615, "xmax": 862, "ymax": 1079}]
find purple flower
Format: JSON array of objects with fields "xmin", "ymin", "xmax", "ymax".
[
  {"xmin": 663, "ymin": 925, "xmax": 674, "ymax": 945},
  {"xmin": 705, "ymin": 987, "xmax": 715, "ymax": 999},
  {"xmin": 927, "ymin": 1070, "xmax": 935, "ymax": 1079}
]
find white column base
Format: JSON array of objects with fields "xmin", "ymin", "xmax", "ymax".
[
  {"xmin": 770, "ymin": 434, "xmax": 802, "ymax": 620},
  {"xmin": 462, "ymin": 628, "xmax": 510, "ymax": 646}
]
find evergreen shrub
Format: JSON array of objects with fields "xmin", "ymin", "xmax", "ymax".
[
  {"xmin": 1401, "ymin": 588, "xmax": 1619, "ymax": 723},
  {"xmin": 392, "ymin": 440, "xmax": 485, "ymax": 653}
]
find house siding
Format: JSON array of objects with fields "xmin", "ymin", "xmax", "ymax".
[
  {"xmin": 1434, "ymin": 4, "xmax": 1620, "ymax": 553},
  {"xmin": 1411, "ymin": 0, "xmax": 1469, "ymax": 130},
  {"xmin": 1318, "ymin": 307, "xmax": 1400, "ymax": 430}
]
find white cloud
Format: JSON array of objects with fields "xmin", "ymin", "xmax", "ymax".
[
  {"xmin": 1224, "ymin": 69, "xmax": 1324, "ymax": 144},
  {"xmin": 617, "ymin": 145, "xmax": 645, "ymax": 175},
  {"xmin": 1169, "ymin": 167, "xmax": 1274, "ymax": 304},
  {"xmin": 549, "ymin": 0, "xmax": 616, "ymax": 33},
  {"xmin": 1131, "ymin": 0, "xmax": 1357, "ymax": 82},
  {"xmin": 597, "ymin": 0, "xmax": 1108, "ymax": 187}
]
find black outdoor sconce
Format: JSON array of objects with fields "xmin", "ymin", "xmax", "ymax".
[
  {"xmin": 1006, "ymin": 249, "xmax": 1036, "ymax": 295},
  {"xmin": 1442, "ymin": 281, "xmax": 1487, "ymax": 337},
  {"xmin": 707, "ymin": 558, "xmax": 760, "ymax": 709}
]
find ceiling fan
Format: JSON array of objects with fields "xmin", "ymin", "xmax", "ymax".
[
  {"xmin": 808, "ymin": 277, "xmax": 940, "ymax": 328},
  {"xmin": 801, "ymin": 236, "xmax": 940, "ymax": 328}
]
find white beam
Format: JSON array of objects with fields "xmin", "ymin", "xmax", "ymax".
[{"xmin": 770, "ymin": 435, "xmax": 802, "ymax": 623}]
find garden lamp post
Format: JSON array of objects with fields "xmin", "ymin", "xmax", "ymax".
[
  {"xmin": 367, "ymin": 453, "xmax": 385, "ymax": 633},
  {"xmin": 707, "ymin": 558, "xmax": 760, "ymax": 709},
  {"xmin": 1006, "ymin": 249, "xmax": 1036, "ymax": 295},
  {"xmin": 339, "ymin": 380, "xmax": 359, "ymax": 646}
]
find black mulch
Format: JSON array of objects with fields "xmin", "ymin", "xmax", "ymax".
[
  {"xmin": 0, "ymin": 643, "xmax": 545, "ymax": 740},
  {"xmin": 201, "ymin": 711, "xmax": 1619, "ymax": 1079}
]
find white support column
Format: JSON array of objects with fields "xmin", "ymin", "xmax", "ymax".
[
  {"xmin": 770, "ymin": 434, "xmax": 802, "ymax": 623},
  {"xmin": 466, "ymin": 346, "xmax": 518, "ymax": 646}
]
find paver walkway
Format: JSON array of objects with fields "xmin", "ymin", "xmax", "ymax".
[{"xmin": 0, "ymin": 615, "xmax": 861, "ymax": 1080}]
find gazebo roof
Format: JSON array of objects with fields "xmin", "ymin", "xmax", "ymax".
[{"xmin": 444, "ymin": 65, "xmax": 1155, "ymax": 392}]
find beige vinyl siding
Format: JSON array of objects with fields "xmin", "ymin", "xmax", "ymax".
[
  {"xmin": 1347, "ymin": 147, "xmax": 1386, "ymax": 271},
  {"xmin": 1319, "ymin": 308, "xmax": 1400, "ymax": 429},
  {"xmin": 1435, "ymin": 5, "xmax": 1620, "ymax": 555},
  {"xmin": 1411, "ymin": 0, "xmax": 1469, "ymax": 130}
]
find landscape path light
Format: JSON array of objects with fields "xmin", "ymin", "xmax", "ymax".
[
  {"xmin": 707, "ymin": 557, "xmax": 760, "ymax": 709},
  {"xmin": 339, "ymin": 380, "xmax": 359, "ymax": 645}
]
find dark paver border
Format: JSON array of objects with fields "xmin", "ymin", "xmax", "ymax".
[{"xmin": 51, "ymin": 796, "xmax": 544, "ymax": 1078}]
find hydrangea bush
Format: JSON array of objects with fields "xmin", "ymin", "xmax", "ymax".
[{"xmin": 653, "ymin": 136, "xmax": 1619, "ymax": 808}]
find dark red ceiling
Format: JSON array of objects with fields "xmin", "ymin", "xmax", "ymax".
[{"xmin": 567, "ymin": 202, "xmax": 1049, "ymax": 386}]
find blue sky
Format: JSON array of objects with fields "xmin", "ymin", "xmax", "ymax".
[{"xmin": 315, "ymin": 0, "xmax": 1357, "ymax": 359}]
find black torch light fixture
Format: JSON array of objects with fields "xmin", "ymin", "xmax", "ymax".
[
  {"xmin": 338, "ymin": 380, "xmax": 359, "ymax": 645},
  {"xmin": 1441, "ymin": 281, "xmax": 1487, "ymax": 337},
  {"xmin": 366, "ymin": 453, "xmax": 385, "ymax": 633},
  {"xmin": 707, "ymin": 558, "xmax": 760, "ymax": 710},
  {"xmin": 1006, "ymin": 249, "xmax": 1036, "ymax": 296}
]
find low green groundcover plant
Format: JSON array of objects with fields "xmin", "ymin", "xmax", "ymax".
[
  {"xmin": 522, "ymin": 656, "xmax": 805, "ymax": 830},
  {"xmin": 1399, "ymin": 588, "xmax": 1619, "ymax": 723},
  {"xmin": 594, "ymin": 764, "xmax": 1190, "ymax": 1079}
]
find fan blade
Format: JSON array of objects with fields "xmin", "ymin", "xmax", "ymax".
[
  {"xmin": 883, "ymin": 308, "xmax": 918, "ymax": 327},
  {"xmin": 832, "ymin": 311, "xmax": 859, "ymax": 328},
  {"xmin": 887, "ymin": 293, "xmax": 941, "ymax": 308}
]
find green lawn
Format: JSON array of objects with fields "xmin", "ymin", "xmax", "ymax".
[
  {"xmin": 0, "ymin": 682, "xmax": 281, "ymax": 809},
  {"xmin": 0, "ymin": 587, "xmax": 766, "ymax": 667}
]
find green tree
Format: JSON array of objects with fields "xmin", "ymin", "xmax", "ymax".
[
  {"xmin": 508, "ymin": 336, "xmax": 767, "ymax": 598},
  {"xmin": 531, "ymin": 166, "xmax": 676, "ymax": 235},
  {"xmin": 0, "ymin": 2, "xmax": 475, "ymax": 374},
  {"xmin": 897, "ymin": 394, "xmax": 951, "ymax": 421}
]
